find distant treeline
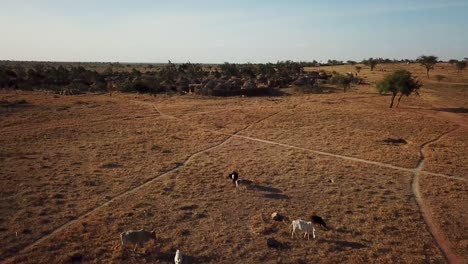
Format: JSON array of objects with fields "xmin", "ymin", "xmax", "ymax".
[
  {"xmin": 0, "ymin": 57, "xmax": 461, "ymax": 95},
  {"xmin": 0, "ymin": 60, "xmax": 327, "ymax": 95}
]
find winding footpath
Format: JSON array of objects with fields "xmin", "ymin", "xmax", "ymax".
[{"xmin": 412, "ymin": 127, "xmax": 463, "ymax": 264}]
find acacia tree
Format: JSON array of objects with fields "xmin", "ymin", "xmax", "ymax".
[
  {"xmin": 455, "ymin": 61, "xmax": 467, "ymax": 74},
  {"xmin": 363, "ymin": 58, "xmax": 378, "ymax": 71},
  {"xmin": 417, "ymin": 55, "xmax": 438, "ymax": 78},
  {"xmin": 377, "ymin": 69, "xmax": 422, "ymax": 108}
]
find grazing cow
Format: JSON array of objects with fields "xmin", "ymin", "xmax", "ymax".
[
  {"xmin": 228, "ymin": 171, "xmax": 239, "ymax": 183},
  {"xmin": 310, "ymin": 215, "xmax": 328, "ymax": 229},
  {"xmin": 311, "ymin": 215, "xmax": 327, "ymax": 229},
  {"xmin": 174, "ymin": 249, "xmax": 183, "ymax": 264},
  {"xmin": 120, "ymin": 229, "xmax": 156, "ymax": 252},
  {"xmin": 291, "ymin": 219, "xmax": 316, "ymax": 240}
]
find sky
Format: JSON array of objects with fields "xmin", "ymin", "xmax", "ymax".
[{"xmin": 0, "ymin": 0, "xmax": 467, "ymax": 63}]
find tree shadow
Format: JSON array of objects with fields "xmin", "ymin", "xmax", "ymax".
[
  {"xmin": 381, "ymin": 138, "xmax": 407, "ymax": 145},
  {"xmin": 432, "ymin": 107, "xmax": 468, "ymax": 113}
]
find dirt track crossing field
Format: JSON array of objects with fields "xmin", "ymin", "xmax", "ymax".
[{"xmin": 1, "ymin": 81, "xmax": 467, "ymax": 263}]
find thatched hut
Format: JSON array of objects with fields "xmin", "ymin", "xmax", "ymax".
[{"xmin": 204, "ymin": 79, "xmax": 217, "ymax": 90}]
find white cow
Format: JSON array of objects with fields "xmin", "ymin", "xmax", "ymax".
[
  {"xmin": 291, "ymin": 219, "xmax": 316, "ymax": 240},
  {"xmin": 120, "ymin": 229, "xmax": 156, "ymax": 251}
]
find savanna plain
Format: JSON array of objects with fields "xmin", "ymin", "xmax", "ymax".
[{"xmin": 0, "ymin": 63, "xmax": 467, "ymax": 263}]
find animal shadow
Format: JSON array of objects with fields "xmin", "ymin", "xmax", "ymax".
[
  {"xmin": 263, "ymin": 193, "xmax": 289, "ymax": 199},
  {"xmin": 158, "ymin": 251, "xmax": 217, "ymax": 264},
  {"xmin": 320, "ymin": 239, "xmax": 368, "ymax": 249},
  {"xmin": 251, "ymin": 184, "xmax": 289, "ymax": 199}
]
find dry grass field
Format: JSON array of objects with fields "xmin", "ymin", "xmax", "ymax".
[{"xmin": 0, "ymin": 63, "xmax": 467, "ymax": 263}]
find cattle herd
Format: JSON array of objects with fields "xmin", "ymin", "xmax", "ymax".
[{"xmin": 120, "ymin": 171, "xmax": 329, "ymax": 263}]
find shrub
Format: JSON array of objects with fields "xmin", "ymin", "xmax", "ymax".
[{"xmin": 329, "ymin": 73, "xmax": 353, "ymax": 92}]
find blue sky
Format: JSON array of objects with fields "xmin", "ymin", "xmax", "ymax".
[{"xmin": 0, "ymin": 0, "xmax": 467, "ymax": 63}]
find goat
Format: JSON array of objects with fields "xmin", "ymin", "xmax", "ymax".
[
  {"xmin": 228, "ymin": 171, "xmax": 254, "ymax": 191},
  {"xmin": 235, "ymin": 179, "xmax": 249, "ymax": 191},
  {"xmin": 228, "ymin": 171, "xmax": 239, "ymax": 183},
  {"xmin": 291, "ymin": 219, "xmax": 316, "ymax": 240},
  {"xmin": 235, "ymin": 178, "xmax": 256, "ymax": 191},
  {"xmin": 174, "ymin": 249, "xmax": 183, "ymax": 264},
  {"xmin": 311, "ymin": 215, "xmax": 327, "ymax": 229},
  {"xmin": 120, "ymin": 229, "xmax": 156, "ymax": 252}
]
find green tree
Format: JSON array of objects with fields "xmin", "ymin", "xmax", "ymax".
[
  {"xmin": 417, "ymin": 55, "xmax": 438, "ymax": 78},
  {"xmin": 220, "ymin": 62, "xmax": 239, "ymax": 77},
  {"xmin": 363, "ymin": 58, "xmax": 378, "ymax": 71},
  {"xmin": 329, "ymin": 73, "xmax": 353, "ymax": 92},
  {"xmin": 455, "ymin": 61, "xmax": 467, "ymax": 74},
  {"xmin": 131, "ymin": 68, "xmax": 142, "ymax": 78},
  {"xmin": 159, "ymin": 60, "xmax": 178, "ymax": 85},
  {"xmin": 185, "ymin": 62, "xmax": 204, "ymax": 80},
  {"xmin": 239, "ymin": 63, "xmax": 257, "ymax": 79},
  {"xmin": 257, "ymin": 63, "xmax": 276, "ymax": 77},
  {"xmin": 377, "ymin": 69, "xmax": 422, "ymax": 108}
]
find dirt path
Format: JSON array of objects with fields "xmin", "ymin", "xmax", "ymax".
[
  {"xmin": 4, "ymin": 108, "xmax": 284, "ymax": 263},
  {"xmin": 412, "ymin": 127, "xmax": 463, "ymax": 264}
]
